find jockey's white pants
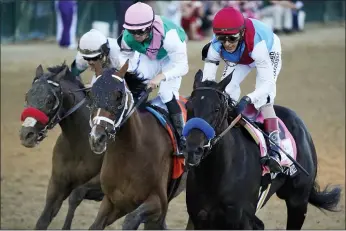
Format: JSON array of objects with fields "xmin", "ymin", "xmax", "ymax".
[
  {"xmin": 90, "ymin": 54, "xmax": 182, "ymax": 104},
  {"xmin": 136, "ymin": 54, "xmax": 182, "ymax": 104},
  {"xmin": 221, "ymin": 34, "xmax": 282, "ymax": 111}
]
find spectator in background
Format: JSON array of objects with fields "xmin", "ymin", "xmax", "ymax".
[
  {"xmin": 181, "ymin": 1, "xmax": 205, "ymax": 41},
  {"xmin": 165, "ymin": 1, "xmax": 182, "ymax": 27},
  {"xmin": 200, "ymin": 1, "xmax": 221, "ymax": 37},
  {"xmin": 222, "ymin": 1, "xmax": 262, "ymax": 19},
  {"xmin": 239, "ymin": 1, "xmax": 262, "ymax": 19},
  {"xmin": 292, "ymin": 1, "xmax": 305, "ymax": 32},
  {"xmin": 259, "ymin": 0, "xmax": 300, "ymax": 34},
  {"xmin": 55, "ymin": 0, "xmax": 77, "ymax": 49},
  {"xmin": 154, "ymin": 1, "xmax": 182, "ymax": 26}
]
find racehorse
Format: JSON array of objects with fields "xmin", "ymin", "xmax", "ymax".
[
  {"xmin": 87, "ymin": 61, "xmax": 187, "ymax": 230},
  {"xmin": 19, "ymin": 63, "xmax": 142, "ymax": 229},
  {"xmin": 182, "ymin": 69, "xmax": 342, "ymax": 229}
]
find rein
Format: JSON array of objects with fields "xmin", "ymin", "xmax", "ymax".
[
  {"xmin": 36, "ymin": 80, "xmax": 87, "ymax": 141},
  {"xmin": 106, "ymin": 87, "xmax": 152, "ymax": 140},
  {"xmin": 188, "ymin": 87, "xmax": 240, "ymax": 158}
]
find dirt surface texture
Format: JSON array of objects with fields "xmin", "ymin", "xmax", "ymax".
[{"xmin": 1, "ymin": 25, "xmax": 345, "ymax": 229}]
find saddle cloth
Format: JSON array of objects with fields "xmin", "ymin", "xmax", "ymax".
[
  {"xmin": 144, "ymin": 96, "xmax": 187, "ymax": 179},
  {"xmin": 242, "ymin": 104, "xmax": 298, "ymax": 177}
]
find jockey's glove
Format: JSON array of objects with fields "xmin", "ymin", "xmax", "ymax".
[{"xmin": 235, "ymin": 96, "xmax": 252, "ymax": 115}]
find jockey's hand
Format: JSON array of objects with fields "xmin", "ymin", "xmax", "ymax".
[
  {"xmin": 147, "ymin": 73, "xmax": 166, "ymax": 89},
  {"xmin": 235, "ymin": 96, "xmax": 252, "ymax": 115}
]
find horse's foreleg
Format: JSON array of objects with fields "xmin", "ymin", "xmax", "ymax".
[
  {"xmin": 35, "ymin": 178, "xmax": 71, "ymax": 230},
  {"xmin": 89, "ymin": 196, "xmax": 124, "ymax": 230},
  {"xmin": 62, "ymin": 176, "xmax": 103, "ymax": 229},
  {"xmin": 143, "ymin": 219, "xmax": 168, "ymax": 230},
  {"xmin": 122, "ymin": 194, "xmax": 167, "ymax": 230}
]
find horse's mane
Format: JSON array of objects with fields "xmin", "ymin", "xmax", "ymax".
[
  {"xmin": 124, "ymin": 71, "xmax": 147, "ymax": 100},
  {"xmin": 47, "ymin": 62, "xmax": 68, "ymax": 75},
  {"xmin": 98, "ymin": 67, "xmax": 147, "ymax": 100},
  {"xmin": 47, "ymin": 61, "xmax": 85, "ymax": 89}
]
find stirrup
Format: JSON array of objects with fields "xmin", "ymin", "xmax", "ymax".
[
  {"xmin": 267, "ymin": 155, "xmax": 283, "ymax": 173},
  {"xmin": 176, "ymin": 140, "xmax": 186, "ymax": 158}
]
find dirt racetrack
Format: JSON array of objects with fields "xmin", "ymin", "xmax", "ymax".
[{"xmin": 1, "ymin": 24, "xmax": 345, "ymax": 229}]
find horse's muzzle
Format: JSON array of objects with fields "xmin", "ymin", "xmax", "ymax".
[
  {"xmin": 89, "ymin": 130, "xmax": 107, "ymax": 155},
  {"xmin": 186, "ymin": 146, "xmax": 204, "ymax": 167},
  {"xmin": 19, "ymin": 126, "xmax": 39, "ymax": 148}
]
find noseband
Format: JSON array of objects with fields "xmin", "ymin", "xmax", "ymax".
[
  {"xmin": 186, "ymin": 87, "xmax": 241, "ymax": 159},
  {"xmin": 25, "ymin": 79, "xmax": 86, "ymax": 141}
]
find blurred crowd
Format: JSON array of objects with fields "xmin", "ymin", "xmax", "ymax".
[
  {"xmin": 146, "ymin": 0, "xmax": 306, "ymax": 41},
  {"xmin": 55, "ymin": 0, "xmax": 306, "ymax": 48}
]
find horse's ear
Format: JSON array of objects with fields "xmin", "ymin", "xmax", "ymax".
[
  {"xmin": 117, "ymin": 59, "xmax": 129, "ymax": 78},
  {"xmin": 193, "ymin": 69, "xmax": 203, "ymax": 89},
  {"xmin": 217, "ymin": 69, "xmax": 234, "ymax": 91},
  {"xmin": 35, "ymin": 65, "xmax": 44, "ymax": 78},
  {"xmin": 55, "ymin": 65, "xmax": 69, "ymax": 81}
]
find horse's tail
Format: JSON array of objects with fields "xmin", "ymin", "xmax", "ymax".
[{"xmin": 308, "ymin": 181, "xmax": 342, "ymax": 212}]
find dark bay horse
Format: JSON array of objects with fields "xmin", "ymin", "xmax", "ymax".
[
  {"xmin": 87, "ymin": 61, "xmax": 187, "ymax": 230},
  {"xmin": 19, "ymin": 63, "xmax": 104, "ymax": 229},
  {"xmin": 19, "ymin": 64, "xmax": 142, "ymax": 229},
  {"xmin": 182, "ymin": 70, "xmax": 341, "ymax": 229}
]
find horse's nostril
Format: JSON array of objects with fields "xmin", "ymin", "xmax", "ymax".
[
  {"xmin": 25, "ymin": 131, "xmax": 35, "ymax": 140},
  {"xmin": 197, "ymin": 147, "xmax": 204, "ymax": 154},
  {"xmin": 98, "ymin": 133, "xmax": 107, "ymax": 143}
]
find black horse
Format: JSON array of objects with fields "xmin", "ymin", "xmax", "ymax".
[{"xmin": 182, "ymin": 69, "xmax": 342, "ymax": 229}]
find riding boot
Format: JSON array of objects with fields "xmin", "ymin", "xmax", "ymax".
[
  {"xmin": 264, "ymin": 118, "xmax": 283, "ymax": 173},
  {"xmin": 170, "ymin": 113, "xmax": 187, "ymax": 158},
  {"xmin": 166, "ymin": 96, "xmax": 186, "ymax": 158}
]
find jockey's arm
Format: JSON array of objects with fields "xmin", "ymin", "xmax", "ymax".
[
  {"xmin": 118, "ymin": 37, "xmax": 139, "ymax": 73},
  {"xmin": 202, "ymin": 42, "xmax": 221, "ymax": 81},
  {"xmin": 247, "ymin": 40, "xmax": 275, "ymax": 104},
  {"xmin": 70, "ymin": 51, "xmax": 89, "ymax": 77},
  {"xmin": 161, "ymin": 30, "xmax": 189, "ymax": 81}
]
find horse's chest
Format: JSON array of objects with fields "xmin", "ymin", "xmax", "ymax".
[{"xmin": 108, "ymin": 189, "xmax": 139, "ymax": 211}]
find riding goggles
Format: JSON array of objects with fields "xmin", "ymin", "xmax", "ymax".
[
  {"xmin": 216, "ymin": 33, "xmax": 241, "ymax": 43},
  {"xmin": 83, "ymin": 55, "xmax": 102, "ymax": 61},
  {"xmin": 128, "ymin": 27, "xmax": 151, "ymax": 36}
]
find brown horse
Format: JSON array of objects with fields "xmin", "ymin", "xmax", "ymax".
[{"xmin": 87, "ymin": 61, "xmax": 187, "ymax": 229}]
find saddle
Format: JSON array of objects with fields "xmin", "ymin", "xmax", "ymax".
[{"xmin": 239, "ymin": 104, "xmax": 298, "ymax": 178}]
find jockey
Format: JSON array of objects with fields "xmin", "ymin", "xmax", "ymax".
[
  {"xmin": 70, "ymin": 28, "xmax": 143, "ymax": 85},
  {"xmin": 118, "ymin": 2, "xmax": 189, "ymax": 158},
  {"xmin": 202, "ymin": 7, "xmax": 283, "ymax": 173}
]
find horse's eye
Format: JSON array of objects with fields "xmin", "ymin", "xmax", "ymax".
[
  {"xmin": 46, "ymin": 96, "xmax": 54, "ymax": 105},
  {"xmin": 215, "ymin": 106, "xmax": 221, "ymax": 112}
]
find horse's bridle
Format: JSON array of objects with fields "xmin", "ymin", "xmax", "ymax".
[
  {"xmin": 90, "ymin": 75, "xmax": 150, "ymax": 140},
  {"xmin": 188, "ymin": 87, "xmax": 240, "ymax": 159},
  {"xmin": 27, "ymin": 79, "xmax": 87, "ymax": 141}
]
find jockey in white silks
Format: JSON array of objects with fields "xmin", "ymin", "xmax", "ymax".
[
  {"xmin": 202, "ymin": 6, "xmax": 283, "ymax": 173},
  {"xmin": 115, "ymin": 2, "xmax": 189, "ymax": 158},
  {"xmin": 70, "ymin": 28, "xmax": 148, "ymax": 86}
]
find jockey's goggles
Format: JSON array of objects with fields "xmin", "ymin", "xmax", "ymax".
[
  {"xmin": 83, "ymin": 55, "xmax": 102, "ymax": 61},
  {"xmin": 128, "ymin": 27, "xmax": 151, "ymax": 36},
  {"xmin": 216, "ymin": 33, "xmax": 241, "ymax": 43}
]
